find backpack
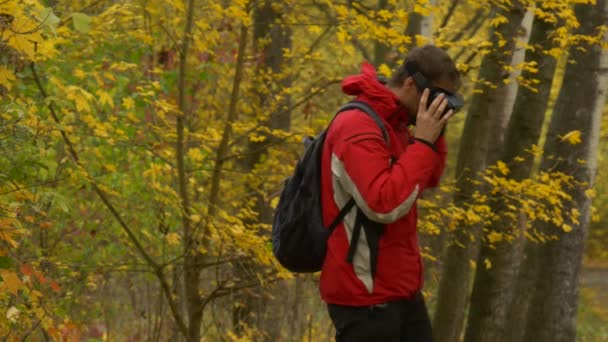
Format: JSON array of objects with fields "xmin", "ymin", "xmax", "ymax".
[{"xmin": 272, "ymin": 101, "xmax": 390, "ymax": 273}]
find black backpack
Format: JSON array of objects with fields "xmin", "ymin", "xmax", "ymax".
[{"xmin": 272, "ymin": 101, "xmax": 390, "ymax": 273}]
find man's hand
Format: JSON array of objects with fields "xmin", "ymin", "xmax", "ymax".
[{"xmin": 414, "ymin": 89, "xmax": 454, "ymax": 143}]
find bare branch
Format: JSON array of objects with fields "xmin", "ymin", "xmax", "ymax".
[
  {"xmin": 439, "ymin": 0, "xmax": 461, "ymax": 30},
  {"xmin": 203, "ymin": 23, "xmax": 249, "ymax": 238},
  {"xmin": 30, "ymin": 63, "xmax": 191, "ymax": 342}
]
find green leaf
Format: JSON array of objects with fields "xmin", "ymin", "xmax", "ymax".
[
  {"xmin": 72, "ymin": 12, "xmax": 92, "ymax": 33},
  {"xmin": 39, "ymin": 8, "xmax": 60, "ymax": 34},
  {"xmin": 0, "ymin": 256, "xmax": 12, "ymax": 269}
]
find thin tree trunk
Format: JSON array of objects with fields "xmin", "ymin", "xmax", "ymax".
[
  {"xmin": 465, "ymin": 8, "xmax": 559, "ymax": 342},
  {"xmin": 420, "ymin": 0, "xmax": 436, "ymax": 41},
  {"xmin": 523, "ymin": 2, "xmax": 608, "ymax": 341},
  {"xmin": 405, "ymin": 12, "xmax": 421, "ymax": 38},
  {"xmin": 232, "ymin": 0, "xmax": 293, "ymax": 336},
  {"xmin": 175, "ymin": 0, "xmax": 204, "ymax": 340},
  {"xmin": 432, "ymin": 3, "xmax": 526, "ymax": 342},
  {"xmin": 207, "ymin": 21, "xmax": 250, "ymax": 336},
  {"xmin": 485, "ymin": 8, "xmax": 534, "ymax": 164}
]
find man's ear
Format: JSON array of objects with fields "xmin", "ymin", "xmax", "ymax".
[{"xmin": 403, "ymin": 76, "xmax": 417, "ymax": 90}]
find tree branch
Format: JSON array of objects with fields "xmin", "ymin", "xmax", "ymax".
[
  {"xmin": 449, "ymin": 8, "xmax": 487, "ymax": 43},
  {"xmin": 29, "ymin": 63, "xmax": 191, "ymax": 341},
  {"xmin": 203, "ymin": 22, "xmax": 249, "ymax": 240},
  {"xmin": 439, "ymin": 0, "xmax": 460, "ymax": 30}
]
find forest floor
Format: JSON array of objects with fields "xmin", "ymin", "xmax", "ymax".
[
  {"xmin": 579, "ymin": 266, "xmax": 608, "ymax": 341},
  {"xmin": 582, "ymin": 266, "xmax": 608, "ymax": 308}
]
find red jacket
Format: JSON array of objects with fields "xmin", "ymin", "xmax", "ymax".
[{"xmin": 320, "ymin": 63, "xmax": 447, "ymax": 306}]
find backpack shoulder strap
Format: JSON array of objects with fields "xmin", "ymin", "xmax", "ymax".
[
  {"xmin": 336, "ymin": 100, "xmax": 390, "ymax": 148},
  {"xmin": 325, "ymin": 101, "xmax": 390, "ymax": 237},
  {"xmin": 333, "ymin": 101, "xmax": 392, "ymax": 267}
]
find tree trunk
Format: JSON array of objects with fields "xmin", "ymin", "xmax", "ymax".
[
  {"xmin": 420, "ymin": 0, "xmax": 436, "ymax": 41},
  {"xmin": 405, "ymin": 11, "xmax": 422, "ymax": 48},
  {"xmin": 432, "ymin": 3, "xmax": 526, "ymax": 342},
  {"xmin": 523, "ymin": 2, "xmax": 608, "ymax": 341},
  {"xmin": 232, "ymin": 0, "xmax": 293, "ymax": 336},
  {"xmin": 175, "ymin": 0, "xmax": 205, "ymax": 340},
  {"xmin": 464, "ymin": 8, "xmax": 560, "ymax": 342},
  {"xmin": 485, "ymin": 9, "xmax": 534, "ymax": 164}
]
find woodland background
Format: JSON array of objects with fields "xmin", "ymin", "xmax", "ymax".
[{"xmin": 1, "ymin": 0, "xmax": 607, "ymax": 341}]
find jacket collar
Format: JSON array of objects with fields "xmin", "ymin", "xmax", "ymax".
[{"xmin": 341, "ymin": 62, "xmax": 410, "ymax": 129}]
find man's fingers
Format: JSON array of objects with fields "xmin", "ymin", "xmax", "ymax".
[
  {"xmin": 435, "ymin": 98, "xmax": 449, "ymax": 119},
  {"xmin": 427, "ymin": 93, "xmax": 445, "ymax": 116},
  {"xmin": 418, "ymin": 89, "xmax": 430, "ymax": 115},
  {"xmin": 440, "ymin": 109, "xmax": 455, "ymax": 123}
]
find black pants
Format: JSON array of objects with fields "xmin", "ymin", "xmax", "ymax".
[{"xmin": 327, "ymin": 292, "xmax": 433, "ymax": 342}]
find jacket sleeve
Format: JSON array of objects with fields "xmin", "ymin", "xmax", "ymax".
[{"xmin": 329, "ymin": 111, "xmax": 442, "ymax": 224}]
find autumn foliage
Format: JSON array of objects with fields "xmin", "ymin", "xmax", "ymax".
[{"xmin": 1, "ymin": 0, "xmax": 607, "ymax": 341}]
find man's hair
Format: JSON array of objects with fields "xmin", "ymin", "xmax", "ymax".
[{"xmin": 389, "ymin": 45, "xmax": 461, "ymax": 89}]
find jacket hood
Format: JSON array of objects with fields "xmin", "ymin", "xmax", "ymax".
[{"xmin": 342, "ymin": 62, "xmax": 409, "ymax": 124}]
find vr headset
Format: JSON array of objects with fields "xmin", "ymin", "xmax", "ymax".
[{"xmin": 405, "ymin": 62, "xmax": 464, "ymax": 117}]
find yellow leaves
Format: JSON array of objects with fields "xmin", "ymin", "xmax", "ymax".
[
  {"xmin": 569, "ymin": 208, "xmax": 581, "ymax": 226},
  {"xmin": 143, "ymin": 163, "xmax": 165, "ymax": 180},
  {"xmin": 95, "ymin": 90, "xmax": 114, "ymax": 108},
  {"xmin": 73, "ymin": 69, "xmax": 87, "ymax": 79},
  {"xmin": 270, "ymin": 197, "xmax": 279, "ymax": 210},
  {"xmin": 336, "ymin": 28, "xmax": 351, "ymax": 44},
  {"xmin": 484, "ymin": 258, "xmax": 492, "ymax": 269},
  {"xmin": 376, "ymin": 9, "xmax": 393, "ymax": 22},
  {"xmin": 465, "ymin": 209, "xmax": 483, "ymax": 225},
  {"xmin": 155, "ymin": 99, "xmax": 177, "ymax": 115},
  {"xmin": 527, "ymin": 144, "xmax": 544, "ymax": 157},
  {"xmin": 490, "ymin": 15, "xmax": 509, "ymax": 28},
  {"xmin": 66, "ymin": 86, "xmax": 94, "ymax": 113},
  {"xmin": 496, "ymin": 161, "xmax": 510, "ymax": 176},
  {"xmin": 514, "ymin": 156, "xmax": 526, "ymax": 163},
  {"xmin": 307, "ymin": 25, "xmax": 322, "ymax": 35},
  {"xmin": 0, "ymin": 270, "xmax": 23, "ymax": 295},
  {"xmin": 334, "ymin": 5, "xmax": 350, "ymax": 19},
  {"xmin": 165, "ymin": 232, "xmax": 181, "ymax": 246},
  {"xmin": 190, "ymin": 214, "xmax": 202, "ymax": 223},
  {"xmin": 487, "ymin": 231, "xmax": 503, "ymax": 244},
  {"xmin": 0, "ymin": 66, "xmax": 16, "ymax": 90},
  {"xmin": 109, "ymin": 61, "xmax": 139, "ymax": 72},
  {"xmin": 224, "ymin": 2, "xmax": 252, "ymax": 27},
  {"xmin": 103, "ymin": 164, "xmax": 117, "ymax": 172},
  {"xmin": 560, "ymin": 130, "xmax": 582, "ymax": 145},
  {"xmin": 187, "ymin": 148, "xmax": 205, "ymax": 162},
  {"xmin": 249, "ymin": 133, "xmax": 267, "ymax": 143},
  {"xmin": 122, "ymin": 96, "xmax": 136, "ymax": 110},
  {"xmin": 414, "ymin": 1, "xmax": 433, "ymax": 16},
  {"xmin": 585, "ymin": 188, "xmax": 597, "ymax": 199},
  {"xmin": 5, "ymin": 27, "xmax": 44, "ymax": 62},
  {"xmin": 591, "ymin": 206, "xmax": 600, "ymax": 223},
  {"xmin": 546, "ymin": 47, "xmax": 563, "ymax": 59},
  {"xmin": 0, "ymin": 1, "xmax": 19, "ymax": 13},
  {"xmin": 377, "ymin": 64, "xmax": 392, "ymax": 78},
  {"xmin": 420, "ymin": 251, "xmax": 438, "ymax": 262},
  {"xmin": 0, "ymin": 220, "xmax": 20, "ymax": 249}
]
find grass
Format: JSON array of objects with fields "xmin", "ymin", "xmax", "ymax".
[{"xmin": 577, "ymin": 286, "xmax": 608, "ymax": 341}]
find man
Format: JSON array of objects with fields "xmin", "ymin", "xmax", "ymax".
[{"xmin": 320, "ymin": 45, "xmax": 462, "ymax": 341}]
